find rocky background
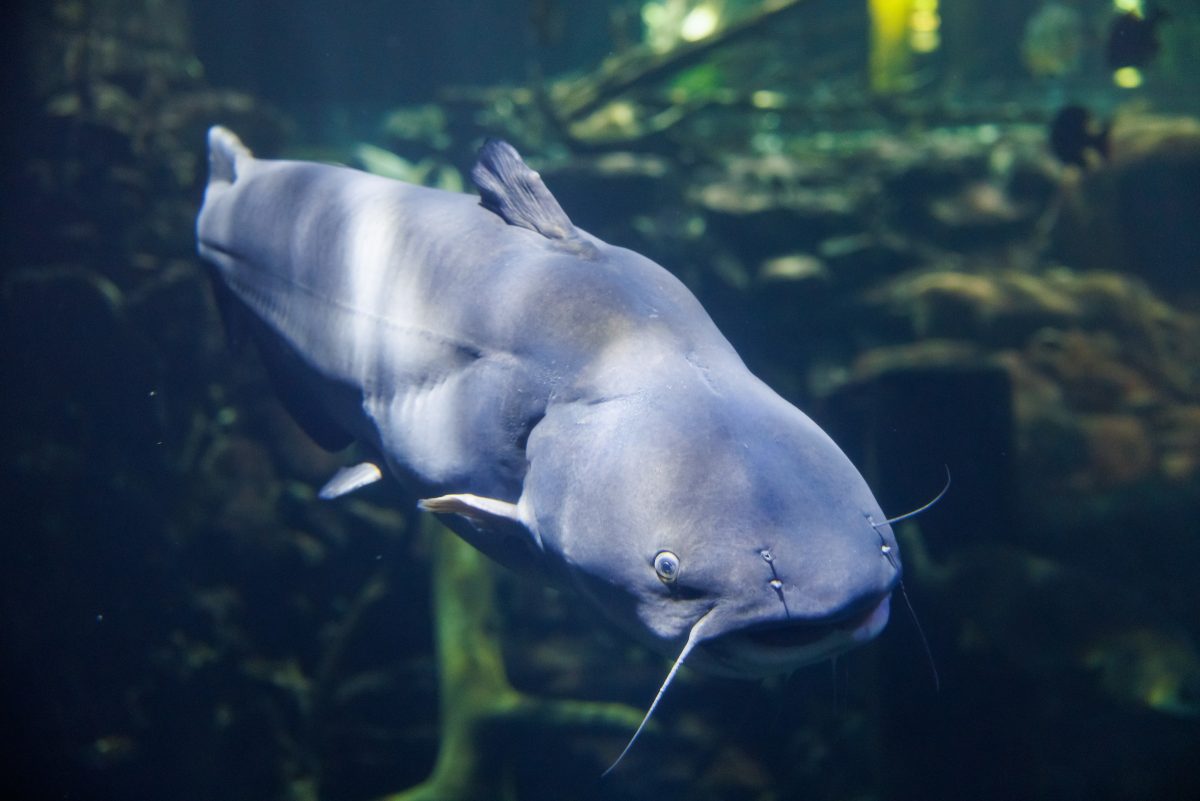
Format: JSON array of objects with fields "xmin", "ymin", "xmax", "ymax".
[{"xmin": 2, "ymin": 1, "xmax": 1199, "ymax": 800}]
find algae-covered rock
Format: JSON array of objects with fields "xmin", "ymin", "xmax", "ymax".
[
  {"xmin": 901, "ymin": 528, "xmax": 1200, "ymax": 719},
  {"xmin": 1158, "ymin": 405, "xmax": 1200, "ymax": 483},
  {"xmin": 866, "ymin": 269, "xmax": 1079, "ymax": 344},
  {"xmin": 690, "ymin": 153, "xmax": 867, "ymax": 263},
  {"xmin": 1051, "ymin": 113, "xmax": 1200, "ymax": 299}
]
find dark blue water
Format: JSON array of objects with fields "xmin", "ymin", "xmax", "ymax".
[{"xmin": 3, "ymin": 1, "xmax": 1199, "ymax": 800}]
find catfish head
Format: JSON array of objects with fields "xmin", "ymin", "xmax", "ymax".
[
  {"xmin": 520, "ymin": 367, "xmax": 902, "ymax": 679},
  {"xmin": 421, "ymin": 346, "xmax": 905, "ymax": 771}
]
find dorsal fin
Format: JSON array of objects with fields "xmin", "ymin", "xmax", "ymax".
[{"xmin": 471, "ymin": 140, "xmax": 596, "ymax": 257}]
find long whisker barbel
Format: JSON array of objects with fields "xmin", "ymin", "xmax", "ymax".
[
  {"xmin": 871, "ymin": 466, "xmax": 952, "ymax": 531},
  {"xmin": 866, "ymin": 466, "xmax": 950, "ymax": 692},
  {"xmin": 601, "ymin": 610, "xmax": 712, "ymax": 777}
]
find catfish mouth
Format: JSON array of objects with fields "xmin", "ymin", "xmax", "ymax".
[
  {"xmin": 742, "ymin": 592, "xmax": 891, "ymax": 649},
  {"xmin": 697, "ymin": 592, "xmax": 893, "ymax": 676}
]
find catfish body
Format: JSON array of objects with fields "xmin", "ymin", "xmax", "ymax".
[{"xmin": 197, "ymin": 128, "xmax": 900, "ymax": 678}]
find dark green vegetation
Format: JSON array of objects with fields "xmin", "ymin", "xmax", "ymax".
[{"xmin": 3, "ymin": 1, "xmax": 1199, "ymax": 800}]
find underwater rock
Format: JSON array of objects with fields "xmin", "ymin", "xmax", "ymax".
[
  {"xmin": 925, "ymin": 179, "xmax": 1037, "ymax": 242},
  {"xmin": 867, "ymin": 269, "xmax": 1079, "ymax": 345},
  {"xmin": 848, "ymin": 340, "xmax": 985, "ymax": 379},
  {"xmin": 883, "ymin": 264, "xmax": 1196, "ymax": 560},
  {"xmin": 817, "ymin": 352, "xmax": 1015, "ymax": 546},
  {"xmin": 756, "ymin": 252, "xmax": 828, "ymax": 285},
  {"xmin": 902, "ymin": 528, "xmax": 1200, "ymax": 719},
  {"xmin": 197, "ymin": 435, "xmax": 282, "ymax": 536},
  {"xmin": 817, "ymin": 232, "xmax": 916, "ymax": 291},
  {"xmin": 996, "ymin": 347, "xmax": 1066, "ymax": 427},
  {"xmin": 537, "ymin": 150, "xmax": 674, "ymax": 229},
  {"xmin": 691, "ymin": 154, "xmax": 864, "ymax": 263},
  {"xmin": 829, "ymin": 243, "xmax": 1200, "ymax": 563},
  {"xmin": 1158, "ymin": 405, "xmax": 1200, "ymax": 483},
  {"xmin": 889, "ymin": 165, "xmax": 1052, "ymax": 250},
  {"xmin": 1024, "ymin": 328, "xmax": 1158, "ymax": 413},
  {"xmin": 1051, "ymin": 113, "xmax": 1200, "ymax": 299},
  {"xmin": 0, "ymin": 265, "xmax": 158, "ymax": 457},
  {"xmin": 1075, "ymin": 413, "xmax": 1155, "ymax": 491},
  {"xmin": 11, "ymin": 0, "xmax": 287, "ymax": 291}
]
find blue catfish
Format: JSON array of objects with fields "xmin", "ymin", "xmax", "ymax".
[{"xmin": 196, "ymin": 127, "xmax": 903, "ymax": 764}]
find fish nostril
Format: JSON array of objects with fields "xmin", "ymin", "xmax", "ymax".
[
  {"xmin": 880, "ymin": 542, "xmax": 899, "ymax": 570},
  {"xmin": 768, "ymin": 577, "xmax": 790, "ymax": 617}
]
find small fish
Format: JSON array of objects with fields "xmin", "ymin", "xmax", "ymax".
[
  {"xmin": 1106, "ymin": 5, "xmax": 1170, "ymax": 71},
  {"xmin": 1049, "ymin": 105, "xmax": 1110, "ymax": 169}
]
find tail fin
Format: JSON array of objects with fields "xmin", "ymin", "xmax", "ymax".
[{"xmin": 206, "ymin": 126, "xmax": 253, "ymax": 186}]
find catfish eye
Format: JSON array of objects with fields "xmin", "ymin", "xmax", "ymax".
[{"xmin": 653, "ymin": 550, "xmax": 680, "ymax": 584}]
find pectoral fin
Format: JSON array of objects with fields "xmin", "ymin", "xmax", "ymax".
[
  {"xmin": 420, "ymin": 493, "xmax": 545, "ymax": 574},
  {"xmin": 319, "ymin": 462, "xmax": 383, "ymax": 499},
  {"xmin": 419, "ymin": 493, "xmax": 521, "ymax": 524}
]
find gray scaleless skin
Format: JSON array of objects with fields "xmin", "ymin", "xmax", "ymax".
[{"xmin": 196, "ymin": 127, "xmax": 900, "ymax": 727}]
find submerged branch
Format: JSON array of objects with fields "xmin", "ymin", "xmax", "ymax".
[
  {"xmin": 379, "ymin": 519, "xmax": 649, "ymax": 801},
  {"xmin": 554, "ymin": 0, "xmax": 813, "ymax": 123}
]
